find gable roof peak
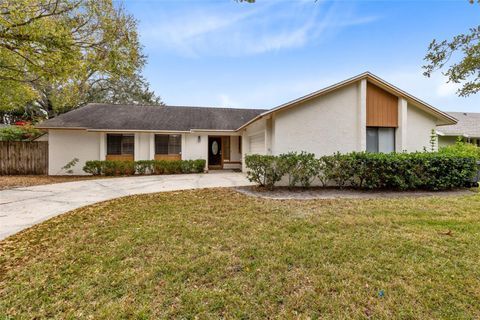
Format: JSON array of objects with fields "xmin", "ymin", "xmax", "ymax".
[{"xmin": 237, "ymin": 72, "xmax": 457, "ymax": 130}]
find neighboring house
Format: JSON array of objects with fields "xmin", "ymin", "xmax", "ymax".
[
  {"xmin": 36, "ymin": 72, "xmax": 457, "ymax": 175},
  {"xmin": 436, "ymin": 112, "xmax": 480, "ymax": 147},
  {"xmin": 33, "ymin": 133, "xmax": 49, "ymax": 141}
]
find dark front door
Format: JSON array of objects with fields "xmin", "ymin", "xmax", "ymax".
[{"xmin": 208, "ymin": 137, "xmax": 222, "ymax": 167}]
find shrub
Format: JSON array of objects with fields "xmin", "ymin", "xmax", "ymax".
[
  {"xmin": 279, "ymin": 152, "xmax": 319, "ymax": 188},
  {"xmin": 179, "ymin": 159, "xmax": 206, "ymax": 173},
  {"xmin": 439, "ymin": 138, "xmax": 480, "ymax": 160},
  {"xmin": 192, "ymin": 159, "xmax": 206, "ymax": 173},
  {"xmin": 102, "ymin": 161, "xmax": 135, "ymax": 176},
  {"xmin": 0, "ymin": 124, "xmax": 42, "ymax": 141},
  {"xmin": 83, "ymin": 159, "xmax": 206, "ymax": 176},
  {"xmin": 135, "ymin": 160, "xmax": 154, "ymax": 175},
  {"xmin": 152, "ymin": 160, "xmax": 166, "ymax": 175},
  {"xmin": 245, "ymin": 152, "xmax": 478, "ymax": 190},
  {"xmin": 164, "ymin": 160, "xmax": 183, "ymax": 174},
  {"xmin": 321, "ymin": 152, "xmax": 354, "ymax": 188},
  {"xmin": 83, "ymin": 160, "xmax": 104, "ymax": 175},
  {"xmin": 245, "ymin": 154, "xmax": 285, "ymax": 190},
  {"xmin": 181, "ymin": 160, "xmax": 193, "ymax": 173}
]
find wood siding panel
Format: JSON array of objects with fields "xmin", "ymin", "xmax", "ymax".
[
  {"xmin": 154, "ymin": 154, "xmax": 181, "ymax": 161},
  {"xmin": 367, "ymin": 82, "xmax": 398, "ymax": 127},
  {"xmin": 106, "ymin": 154, "xmax": 134, "ymax": 161},
  {"xmin": 0, "ymin": 141, "xmax": 48, "ymax": 175},
  {"xmin": 222, "ymin": 136, "xmax": 230, "ymax": 161}
]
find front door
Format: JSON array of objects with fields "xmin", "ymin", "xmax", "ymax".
[{"xmin": 208, "ymin": 137, "xmax": 222, "ymax": 168}]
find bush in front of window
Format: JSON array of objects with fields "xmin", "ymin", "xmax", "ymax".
[
  {"xmin": 245, "ymin": 152, "xmax": 478, "ymax": 191},
  {"xmin": 104, "ymin": 160, "xmax": 136, "ymax": 176},
  {"xmin": 83, "ymin": 159, "xmax": 206, "ymax": 176}
]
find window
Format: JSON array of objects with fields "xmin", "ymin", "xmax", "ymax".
[
  {"xmin": 155, "ymin": 134, "xmax": 181, "ymax": 155},
  {"xmin": 238, "ymin": 136, "xmax": 242, "ymax": 153},
  {"xmin": 107, "ymin": 134, "xmax": 134, "ymax": 155},
  {"xmin": 366, "ymin": 127, "xmax": 395, "ymax": 153}
]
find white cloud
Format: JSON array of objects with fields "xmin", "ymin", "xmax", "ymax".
[
  {"xmin": 140, "ymin": 1, "xmax": 379, "ymax": 57},
  {"xmin": 436, "ymin": 81, "xmax": 461, "ymax": 97}
]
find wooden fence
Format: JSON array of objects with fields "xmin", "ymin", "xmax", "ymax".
[{"xmin": 0, "ymin": 141, "xmax": 48, "ymax": 175}]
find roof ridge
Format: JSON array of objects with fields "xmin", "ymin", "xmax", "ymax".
[
  {"xmin": 86, "ymin": 102, "xmax": 267, "ymax": 111},
  {"xmin": 447, "ymin": 111, "xmax": 480, "ymax": 115},
  {"xmin": 166, "ymin": 105, "xmax": 268, "ymax": 111},
  {"xmin": 86, "ymin": 102, "xmax": 165, "ymax": 108}
]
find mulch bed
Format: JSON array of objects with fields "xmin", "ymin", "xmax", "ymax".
[{"xmin": 235, "ymin": 185, "xmax": 474, "ymax": 200}]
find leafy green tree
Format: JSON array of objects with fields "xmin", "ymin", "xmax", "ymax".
[
  {"xmin": 423, "ymin": 2, "xmax": 480, "ymax": 96},
  {"xmin": 0, "ymin": 0, "xmax": 161, "ymax": 122},
  {"xmin": 0, "ymin": 124, "xmax": 42, "ymax": 141}
]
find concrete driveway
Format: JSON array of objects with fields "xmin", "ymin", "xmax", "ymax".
[{"xmin": 0, "ymin": 172, "xmax": 251, "ymax": 240}]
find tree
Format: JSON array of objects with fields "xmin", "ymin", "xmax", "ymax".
[
  {"xmin": 82, "ymin": 72, "xmax": 162, "ymax": 106},
  {"xmin": 423, "ymin": 3, "xmax": 480, "ymax": 97},
  {"xmin": 0, "ymin": 0, "xmax": 161, "ymax": 122}
]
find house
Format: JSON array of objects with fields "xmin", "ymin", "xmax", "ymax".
[
  {"xmin": 36, "ymin": 72, "xmax": 457, "ymax": 175},
  {"xmin": 436, "ymin": 112, "xmax": 480, "ymax": 147},
  {"xmin": 33, "ymin": 132, "xmax": 49, "ymax": 142}
]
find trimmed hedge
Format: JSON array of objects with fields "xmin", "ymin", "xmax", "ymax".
[
  {"xmin": 83, "ymin": 159, "xmax": 206, "ymax": 176},
  {"xmin": 245, "ymin": 151, "xmax": 479, "ymax": 191},
  {"xmin": 244, "ymin": 155, "xmax": 284, "ymax": 190}
]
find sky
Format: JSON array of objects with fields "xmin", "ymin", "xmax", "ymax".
[{"xmin": 123, "ymin": 0, "xmax": 480, "ymax": 112}]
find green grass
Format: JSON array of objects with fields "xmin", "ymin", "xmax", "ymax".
[{"xmin": 1, "ymin": 189, "xmax": 480, "ymax": 319}]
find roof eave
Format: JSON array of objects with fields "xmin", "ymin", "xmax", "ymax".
[
  {"xmin": 190, "ymin": 129, "xmax": 237, "ymax": 132},
  {"xmin": 436, "ymin": 132, "xmax": 480, "ymax": 138},
  {"xmin": 35, "ymin": 127, "xmax": 240, "ymax": 133},
  {"xmin": 35, "ymin": 126, "xmax": 88, "ymax": 130},
  {"xmin": 86, "ymin": 128, "xmax": 190, "ymax": 133}
]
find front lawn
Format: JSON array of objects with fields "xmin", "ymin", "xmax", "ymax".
[{"xmin": 1, "ymin": 189, "xmax": 479, "ymax": 319}]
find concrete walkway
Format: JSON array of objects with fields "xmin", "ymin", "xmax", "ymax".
[{"xmin": 0, "ymin": 172, "xmax": 251, "ymax": 240}]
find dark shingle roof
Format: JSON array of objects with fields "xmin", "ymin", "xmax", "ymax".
[
  {"xmin": 437, "ymin": 112, "xmax": 480, "ymax": 138},
  {"xmin": 36, "ymin": 103, "xmax": 267, "ymax": 131}
]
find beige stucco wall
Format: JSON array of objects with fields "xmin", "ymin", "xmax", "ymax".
[
  {"xmin": 271, "ymin": 82, "xmax": 360, "ymax": 156},
  {"xmin": 230, "ymin": 136, "xmax": 242, "ymax": 162},
  {"xmin": 405, "ymin": 104, "xmax": 438, "ymax": 152},
  {"xmin": 438, "ymin": 135, "xmax": 458, "ymax": 148},
  {"xmin": 136, "ymin": 132, "xmax": 151, "ymax": 161},
  {"xmin": 183, "ymin": 133, "xmax": 208, "ymax": 161},
  {"xmin": 241, "ymin": 118, "xmax": 267, "ymax": 171},
  {"xmin": 48, "ymin": 129, "xmax": 100, "ymax": 175}
]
